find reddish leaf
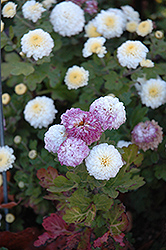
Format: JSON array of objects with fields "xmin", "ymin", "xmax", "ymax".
[
  {"xmin": 65, "ymin": 232, "xmax": 81, "ymax": 249},
  {"xmin": 0, "ymin": 200, "xmax": 20, "ymax": 209},
  {"xmin": 77, "ymin": 228, "xmax": 92, "ymax": 250},
  {"xmin": 0, "ymin": 227, "xmax": 44, "ymax": 250},
  {"xmin": 93, "ymin": 231, "xmax": 110, "ymax": 248},
  {"xmin": 37, "ymin": 166, "xmax": 58, "ymax": 188},
  {"xmin": 113, "ymin": 233, "xmax": 125, "ymax": 247},
  {"xmin": 34, "ymin": 213, "xmax": 71, "ymax": 247}
]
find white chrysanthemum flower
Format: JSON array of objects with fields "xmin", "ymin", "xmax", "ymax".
[
  {"xmin": 140, "ymin": 59, "xmax": 154, "ymax": 68},
  {"xmin": 21, "ymin": 29, "xmax": 54, "ymax": 61},
  {"xmin": 85, "ymin": 143, "xmax": 123, "ymax": 180},
  {"xmin": 117, "ymin": 140, "xmax": 132, "ymax": 148},
  {"xmin": 121, "ymin": 5, "xmax": 140, "ymax": 23},
  {"xmin": 126, "ymin": 21, "xmax": 139, "ymax": 33},
  {"xmin": 44, "ymin": 125, "xmax": 67, "ymax": 153},
  {"xmin": 0, "ymin": 146, "xmax": 16, "ymax": 172},
  {"xmin": 93, "ymin": 10, "xmax": 124, "ymax": 39},
  {"xmin": 50, "ymin": 1, "xmax": 85, "ymax": 37},
  {"xmin": 107, "ymin": 8, "xmax": 127, "ymax": 31},
  {"xmin": 117, "ymin": 40, "xmax": 149, "ymax": 69},
  {"xmin": 22, "ymin": 0, "xmax": 46, "ymax": 23},
  {"xmin": 42, "ymin": 0, "xmax": 56, "ymax": 9},
  {"xmin": 84, "ymin": 20, "xmax": 101, "ymax": 38},
  {"xmin": 24, "ymin": 96, "xmax": 58, "ymax": 129},
  {"xmin": 82, "ymin": 37, "xmax": 107, "ymax": 58},
  {"xmin": 64, "ymin": 65, "xmax": 89, "ymax": 90},
  {"xmin": 135, "ymin": 77, "xmax": 166, "ymax": 109},
  {"xmin": 2, "ymin": 2, "xmax": 17, "ymax": 18},
  {"xmin": 136, "ymin": 19, "xmax": 153, "ymax": 37}
]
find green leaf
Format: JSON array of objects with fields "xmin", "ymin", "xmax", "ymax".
[
  {"xmin": 63, "ymin": 207, "xmax": 87, "ymax": 224},
  {"xmin": 104, "ymin": 71, "xmax": 123, "ymax": 91},
  {"xmin": 93, "ymin": 194, "xmax": 113, "ymax": 211},
  {"xmin": 48, "ymin": 176, "xmax": 78, "ymax": 192},
  {"xmin": 1, "ymin": 32, "xmax": 8, "ymax": 48},
  {"xmin": 10, "ymin": 62, "xmax": 34, "ymax": 76},
  {"xmin": 102, "ymin": 186, "xmax": 119, "ymax": 199},
  {"xmin": 84, "ymin": 204, "xmax": 96, "ymax": 226},
  {"xmin": 122, "ymin": 144, "xmax": 144, "ymax": 168},
  {"xmin": 66, "ymin": 171, "xmax": 81, "ymax": 184},
  {"xmin": 9, "ymin": 25, "xmax": 14, "ymax": 40},
  {"xmin": 68, "ymin": 189, "xmax": 91, "ymax": 211},
  {"xmin": 130, "ymin": 104, "xmax": 148, "ymax": 129},
  {"xmin": 154, "ymin": 164, "xmax": 166, "ymax": 181},
  {"xmin": 104, "ymin": 203, "xmax": 129, "ymax": 235}
]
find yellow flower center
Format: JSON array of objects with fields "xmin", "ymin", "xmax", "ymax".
[
  {"xmin": 91, "ymin": 42, "xmax": 102, "ymax": 53},
  {"xmin": 0, "ymin": 154, "xmax": 8, "ymax": 166},
  {"xmin": 125, "ymin": 44, "xmax": 137, "ymax": 56},
  {"xmin": 68, "ymin": 71, "xmax": 83, "ymax": 85},
  {"xmin": 104, "ymin": 16, "xmax": 115, "ymax": 27},
  {"xmin": 29, "ymin": 3, "xmax": 40, "ymax": 11},
  {"xmin": 100, "ymin": 156, "xmax": 111, "ymax": 167},
  {"xmin": 32, "ymin": 103, "xmax": 42, "ymax": 113},
  {"xmin": 149, "ymin": 86, "xmax": 159, "ymax": 97},
  {"xmin": 30, "ymin": 34, "xmax": 43, "ymax": 47}
]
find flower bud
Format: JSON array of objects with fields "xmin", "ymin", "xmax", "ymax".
[
  {"xmin": 14, "ymin": 135, "xmax": 22, "ymax": 144},
  {"xmin": 18, "ymin": 181, "xmax": 25, "ymax": 188},
  {"xmin": 6, "ymin": 213, "xmax": 15, "ymax": 223},
  {"xmin": 28, "ymin": 150, "xmax": 37, "ymax": 160},
  {"xmin": 2, "ymin": 93, "xmax": 11, "ymax": 105},
  {"xmin": 14, "ymin": 83, "xmax": 27, "ymax": 95},
  {"xmin": 155, "ymin": 30, "xmax": 164, "ymax": 39}
]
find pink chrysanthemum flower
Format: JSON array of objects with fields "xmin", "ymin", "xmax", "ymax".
[
  {"xmin": 131, "ymin": 120, "xmax": 163, "ymax": 152},
  {"xmin": 61, "ymin": 108, "xmax": 102, "ymax": 145},
  {"xmin": 89, "ymin": 96, "xmax": 126, "ymax": 131},
  {"xmin": 84, "ymin": 0, "xmax": 98, "ymax": 15},
  {"xmin": 57, "ymin": 137, "xmax": 90, "ymax": 167}
]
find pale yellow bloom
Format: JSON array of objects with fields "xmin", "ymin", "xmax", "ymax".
[
  {"xmin": 28, "ymin": 150, "xmax": 37, "ymax": 159},
  {"xmin": 1, "ymin": 0, "xmax": 8, "ymax": 3},
  {"xmin": 2, "ymin": 93, "xmax": 11, "ymax": 105},
  {"xmin": 155, "ymin": 30, "xmax": 164, "ymax": 39},
  {"xmin": 6, "ymin": 213, "xmax": 15, "ymax": 223},
  {"xmin": 85, "ymin": 21, "xmax": 101, "ymax": 38},
  {"xmin": 1, "ymin": 21, "xmax": 4, "ymax": 32},
  {"xmin": 2, "ymin": 2, "xmax": 17, "ymax": 18},
  {"xmin": 14, "ymin": 135, "xmax": 22, "ymax": 144},
  {"xmin": 126, "ymin": 21, "xmax": 138, "ymax": 33},
  {"xmin": 136, "ymin": 19, "xmax": 153, "ymax": 37},
  {"xmin": 18, "ymin": 181, "xmax": 25, "ymax": 188},
  {"xmin": 15, "ymin": 83, "xmax": 27, "ymax": 95},
  {"xmin": 140, "ymin": 59, "xmax": 154, "ymax": 68}
]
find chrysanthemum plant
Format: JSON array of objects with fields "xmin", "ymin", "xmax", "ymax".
[{"xmin": 1, "ymin": 0, "xmax": 166, "ymax": 248}]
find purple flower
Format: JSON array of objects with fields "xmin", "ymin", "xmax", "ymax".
[
  {"xmin": 61, "ymin": 108, "xmax": 102, "ymax": 145},
  {"xmin": 131, "ymin": 120, "xmax": 163, "ymax": 151},
  {"xmin": 57, "ymin": 137, "xmax": 90, "ymax": 167},
  {"xmin": 89, "ymin": 96, "xmax": 126, "ymax": 131},
  {"xmin": 84, "ymin": 0, "xmax": 98, "ymax": 14}
]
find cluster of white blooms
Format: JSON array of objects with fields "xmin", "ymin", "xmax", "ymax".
[
  {"xmin": 82, "ymin": 37, "xmax": 107, "ymax": 58},
  {"xmin": 117, "ymin": 40, "xmax": 149, "ymax": 69},
  {"xmin": 50, "ymin": 1, "xmax": 85, "ymax": 37},
  {"xmin": 2, "ymin": 1, "xmax": 17, "ymax": 18},
  {"xmin": 135, "ymin": 76, "xmax": 166, "ymax": 109},
  {"xmin": 85, "ymin": 143, "xmax": 123, "ymax": 180},
  {"xmin": 64, "ymin": 66, "xmax": 89, "ymax": 90},
  {"xmin": 0, "ymin": 146, "xmax": 16, "ymax": 172},
  {"xmin": 21, "ymin": 29, "xmax": 54, "ymax": 61},
  {"xmin": 24, "ymin": 96, "xmax": 57, "ymax": 128},
  {"xmin": 93, "ymin": 10, "xmax": 125, "ymax": 39},
  {"xmin": 22, "ymin": 0, "xmax": 45, "ymax": 23}
]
